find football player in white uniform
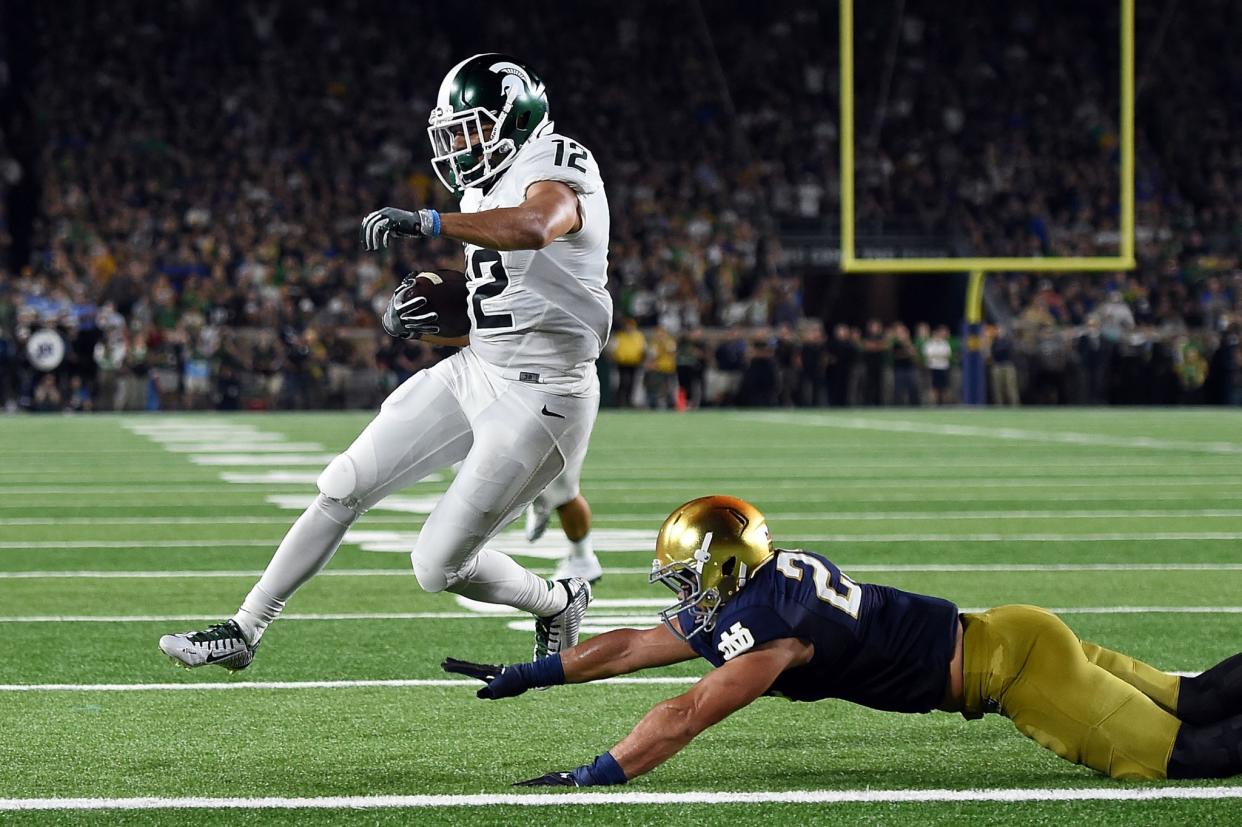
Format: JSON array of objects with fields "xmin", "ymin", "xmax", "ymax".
[{"xmin": 160, "ymin": 53, "xmax": 610, "ymax": 671}]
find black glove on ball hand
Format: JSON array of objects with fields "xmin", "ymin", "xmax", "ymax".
[{"xmin": 381, "ymin": 277, "xmax": 440, "ymax": 339}]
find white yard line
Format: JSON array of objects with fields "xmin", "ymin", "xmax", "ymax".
[
  {"xmin": 740, "ymin": 412, "xmax": 1242, "ymax": 455},
  {"xmin": 5, "ymin": 562, "xmax": 1242, "ymax": 579},
  {"xmin": 1, "ymin": 607, "xmax": 1240, "ymax": 623},
  {"xmin": 1, "ymin": 786, "xmax": 1238, "ymax": 810}
]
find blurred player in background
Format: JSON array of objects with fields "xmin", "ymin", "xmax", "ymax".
[
  {"xmin": 446, "ymin": 496, "xmax": 1242, "ymax": 786},
  {"xmin": 526, "ymin": 472, "xmax": 602, "ymax": 584},
  {"xmin": 160, "ymin": 53, "xmax": 610, "ymax": 670}
]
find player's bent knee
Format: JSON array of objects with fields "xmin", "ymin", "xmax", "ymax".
[
  {"xmin": 317, "ymin": 454, "xmax": 359, "ymax": 501},
  {"xmin": 316, "ymin": 454, "xmax": 367, "ymax": 522},
  {"xmin": 411, "ymin": 553, "xmax": 452, "ymax": 593}
]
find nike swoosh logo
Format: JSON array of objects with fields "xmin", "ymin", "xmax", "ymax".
[{"xmin": 541, "ymin": 405, "xmax": 565, "ymax": 419}]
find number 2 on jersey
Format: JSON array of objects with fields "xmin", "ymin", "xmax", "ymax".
[
  {"xmin": 776, "ymin": 551, "xmax": 862, "ymax": 618},
  {"xmin": 467, "ymin": 249, "xmax": 515, "ymax": 330}
]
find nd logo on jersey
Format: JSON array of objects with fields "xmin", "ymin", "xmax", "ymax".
[{"xmin": 717, "ymin": 622, "xmax": 756, "ymax": 661}]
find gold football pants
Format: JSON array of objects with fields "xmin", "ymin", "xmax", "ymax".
[{"xmin": 961, "ymin": 605, "xmax": 1182, "ymax": 779}]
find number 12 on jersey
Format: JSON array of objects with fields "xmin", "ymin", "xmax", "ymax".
[
  {"xmin": 551, "ymin": 138, "xmax": 589, "ymax": 173},
  {"xmin": 776, "ymin": 551, "xmax": 862, "ymax": 618}
]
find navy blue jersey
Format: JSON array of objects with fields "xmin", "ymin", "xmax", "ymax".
[{"xmin": 679, "ymin": 549, "xmax": 958, "ymax": 713}]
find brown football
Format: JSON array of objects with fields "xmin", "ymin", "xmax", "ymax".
[{"xmin": 406, "ymin": 268, "xmax": 470, "ymax": 338}]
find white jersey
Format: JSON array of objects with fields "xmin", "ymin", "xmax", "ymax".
[
  {"xmin": 458, "ymin": 131, "xmax": 611, "ymax": 395},
  {"xmin": 923, "ymin": 338, "xmax": 951, "ymax": 371}
]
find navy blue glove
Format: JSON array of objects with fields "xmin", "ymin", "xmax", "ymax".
[
  {"xmin": 514, "ymin": 771, "xmax": 579, "ymax": 787},
  {"xmin": 514, "ymin": 753, "xmax": 628, "ymax": 788},
  {"xmin": 441, "ymin": 655, "xmax": 565, "ymax": 699}
]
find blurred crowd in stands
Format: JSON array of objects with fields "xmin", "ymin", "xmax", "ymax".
[{"xmin": 0, "ymin": 0, "xmax": 1238, "ymax": 412}]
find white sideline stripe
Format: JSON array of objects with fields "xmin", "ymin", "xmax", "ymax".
[
  {"xmin": 2, "ymin": 607, "xmax": 1240, "ymax": 623},
  {"xmin": 0, "ymin": 677, "xmax": 704, "ymax": 693},
  {"xmin": 2, "ymin": 786, "xmax": 1238, "ymax": 810},
  {"xmin": 741, "ymin": 412, "xmax": 1242, "ymax": 455},
  {"xmin": 6, "ymin": 562, "xmax": 1242, "ymax": 580}
]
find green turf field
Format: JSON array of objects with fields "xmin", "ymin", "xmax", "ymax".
[{"xmin": 1, "ymin": 408, "xmax": 1240, "ymax": 825}]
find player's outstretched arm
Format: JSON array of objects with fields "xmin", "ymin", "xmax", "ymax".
[
  {"xmin": 562, "ymin": 622, "xmax": 697, "ymax": 683},
  {"xmin": 515, "ymin": 637, "xmax": 808, "ymax": 788},
  {"xmin": 440, "ymin": 181, "xmax": 580, "ymax": 251},
  {"xmin": 361, "ymin": 181, "xmax": 580, "ymax": 253},
  {"xmin": 442, "ymin": 623, "xmax": 696, "ymax": 699}
]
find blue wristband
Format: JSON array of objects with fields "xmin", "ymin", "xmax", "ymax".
[
  {"xmin": 426, "ymin": 209, "xmax": 441, "ymax": 238},
  {"xmin": 570, "ymin": 751, "xmax": 628, "ymax": 787},
  {"xmin": 517, "ymin": 653, "xmax": 565, "ymax": 688}
]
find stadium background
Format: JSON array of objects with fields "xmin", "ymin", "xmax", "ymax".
[
  {"xmin": 0, "ymin": 0, "xmax": 1238, "ymax": 412},
  {"xmin": 1, "ymin": 1, "xmax": 1242, "ymax": 823}
]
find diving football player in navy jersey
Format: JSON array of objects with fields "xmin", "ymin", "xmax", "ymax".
[{"xmin": 444, "ymin": 495, "xmax": 1242, "ymax": 786}]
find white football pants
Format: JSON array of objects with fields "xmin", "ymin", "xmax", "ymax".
[{"xmin": 235, "ymin": 348, "xmax": 599, "ymax": 639}]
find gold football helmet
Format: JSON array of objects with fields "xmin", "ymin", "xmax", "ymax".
[{"xmin": 650, "ymin": 495, "xmax": 774, "ymax": 640}]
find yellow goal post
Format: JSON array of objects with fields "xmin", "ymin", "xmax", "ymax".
[
  {"xmin": 838, "ymin": 0, "xmax": 1135, "ymax": 274},
  {"xmin": 837, "ymin": 0, "xmax": 1135, "ymax": 402}
]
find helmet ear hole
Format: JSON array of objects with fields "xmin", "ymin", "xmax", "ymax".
[
  {"xmin": 721, "ymin": 556, "xmax": 737, "ymax": 578},
  {"xmin": 515, "ymin": 110, "xmax": 531, "ymax": 130}
]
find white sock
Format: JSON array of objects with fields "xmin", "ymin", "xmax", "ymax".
[
  {"xmin": 451, "ymin": 548, "xmax": 569, "ymax": 617},
  {"xmin": 568, "ymin": 533, "xmax": 593, "ymax": 560},
  {"xmin": 233, "ymin": 494, "xmax": 356, "ymax": 644}
]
